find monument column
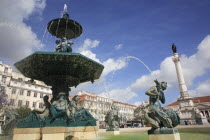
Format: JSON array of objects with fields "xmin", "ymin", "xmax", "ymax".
[
  {"xmin": 171, "ymin": 44, "xmax": 196, "ymax": 125},
  {"xmin": 172, "ymin": 47, "xmax": 189, "ymax": 99},
  {"xmin": 171, "ymin": 44, "xmax": 194, "ymax": 103}
]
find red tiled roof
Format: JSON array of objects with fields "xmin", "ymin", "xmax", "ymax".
[
  {"xmin": 83, "ymin": 91, "xmax": 97, "ymax": 95},
  {"xmin": 75, "ymin": 92, "xmax": 137, "ymax": 107},
  {"xmin": 167, "ymin": 95, "xmax": 210, "ymax": 106},
  {"xmin": 167, "ymin": 101, "xmax": 179, "ymax": 106},
  {"xmin": 193, "ymin": 96, "xmax": 210, "ymax": 103},
  {"xmin": 113, "ymin": 100, "xmax": 137, "ymax": 107},
  {"xmin": 78, "ymin": 95, "xmax": 86, "ymax": 101}
]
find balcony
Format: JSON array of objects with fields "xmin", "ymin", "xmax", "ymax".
[{"xmin": 0, "ymin": 71, "xmax": 12, "ymax": 77}]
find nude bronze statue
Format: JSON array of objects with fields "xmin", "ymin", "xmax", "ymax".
[{"xmin": 144, "ymin": 80, "xmax": 180, "ymax": 130}]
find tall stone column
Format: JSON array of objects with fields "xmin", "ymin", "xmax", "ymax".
[
  {"xmin": 171, "ymin": 44, "xmax": 196, "ymax": 124},
  {"xmin": 172, "ymin": 52, "xmax": 189, "ymax": 99}
]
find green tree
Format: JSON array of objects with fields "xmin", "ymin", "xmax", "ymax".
[
  {"xmin": 15, "ymin": 106, "xmax": 32, "ymax": 120},
  {"xmin": 0, "ymin": 85, "xmax": 8, "ymax": 109}
]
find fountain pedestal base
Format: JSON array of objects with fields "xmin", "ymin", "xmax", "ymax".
[
  {"xmin": 13, "ymin": 128, "xmax": 41, "ymax": 140},
  {"xmin": 148, "ymin": 128, "xmax": 180, "ymax": 140},
  {"xmin": 13, "ymin": 126, "xmax": 98, "ymax": 140}
]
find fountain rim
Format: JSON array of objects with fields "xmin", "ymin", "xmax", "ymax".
[
  {"xmin": 47, "ymin": 18, "xmax": 83, "ymax": 40},
  {"xmin": 14, "ymin": 51, "xmax": 104, "ymax": 68}
]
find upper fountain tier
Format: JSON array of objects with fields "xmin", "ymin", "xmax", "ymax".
[{"xmin": 47, "ymin": 5, "xmax": 83, "ymax": 40}]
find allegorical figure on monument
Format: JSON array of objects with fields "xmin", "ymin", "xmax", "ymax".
[
  {"xmin": 105, "ymin": 105, "xmax": 120, "ymax": 131},
  {"xmin": 144, "ymin": 80, "xmax": 180, "ymax": 130},
  {"xmin": 18, "ymin": 95, "xmax": 51, "ymax": 125},
  {"xmin": 172, "ymin": 43, "xmax": 177, "ymax": 54},
  {"xmin": 32, "ymin": 95, "xmax": 51, "ymax": 120},
  {"xmin": 55, "ymin": 37, "xmax": 74, "ymax": 53},
  {"xmin": 50, "ymin": 92, "xmax": 69, "ymax": 122},
  {"xmin": 68, "ymin": 95, "xmax": 80, "ymax": 118},
  {"xmin": 50, "ymin": 92, "xmax": 94, "ymax": 122}
]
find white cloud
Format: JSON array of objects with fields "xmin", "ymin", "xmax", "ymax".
[
  {"xmin": 75, "ymin": 39, "xmax": 129, "ymax": 101},
  {"xmin": 101, "ymin": 88, "xmax": 137, "ymax": 103},
  {"xmin": 78, "ymin": 39, "xmax": 128, "ymax": 77},
  {"xmin": 80, "ymin": 50, "xmax": 101, "ymax": 63},
  {"xmin": 0, "ymin": 0, "xmax": 46, "ymax": 62},
  {"xmin": 130, "ymin": 35, "xmax": 210, "ymax": 92},
  {"xmin": 189, "ymin": 80, "xmax": 210, "ymax": 97},
  {"xmin": 76, "ymin": 35, "xmax": 210, "ymax": 103},
  {"xmin": 130, "ymin": 70, "xmax": 160, "ymax": 91},
  {"xmin": 114, "ymin": 44, "xmax": 123, "ymax": 50},
  {"xmin": 34, "ymin": 0, "xmax": 46, "ymax": 14},
  {"xmin": 133, "ymin": 101, "xmax": 142, "ymax": 106},
  {"xmin": 78, "ymin": 38, "xmax": 100, "ymax": 52},
  {"xmin": 102, "ymin": 57, "xmax": 127, "ymax": 77},
  {"xmin": 78, "ymin": 39, "xmax": 100, "ymax": 63},
  {"xmin": 100, "ymin": 35, "xmax": 210, "ymax": 103}
]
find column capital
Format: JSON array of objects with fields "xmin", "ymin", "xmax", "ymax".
[{"xmin": 172, "ymin": 53, "xmax": 180, "ymax": 62}]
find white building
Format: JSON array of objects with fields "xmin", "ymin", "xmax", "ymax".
[
  {"xmin": 166, "ymin": 96, "xmax": 210, "ymax": 123},
  {"xmin": 0, "ymin": 62, "xmax": 12, "ymax": 87},
  {"xmin": 76, "ymin": 91, "xmax": 136, "ymax": 124},
  {"xmin": 0, "ymin": 61, "xmax": 52, "ymax": 110}
]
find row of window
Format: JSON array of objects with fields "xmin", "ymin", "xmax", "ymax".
[
  {"xmin": 0, "ymin": 86, "xmax": 5, "ymax": 92},
  {"xmin": 83, "ymin": 101, "xmax": 133, "ymax": 112},
  {"xmin": 0, "ymin": 67, "xmax": 9, "ymax": 83},
  {"xmin": 12, "ymin": 88, "xmax": 44, "ymax": 98},
  {"xmin": 85, "ymin": 96, "xmax": 112, "ymax": 103},
  {"xmin": 1, "ymin": 67, "xmax": 9, "ymax": 73},
  {"xmin": 10, "ymin": 99, "xmax": 43, "ymax": 108},
  {"xmin": 13, "ymin": 81, "xmax": 49, "ymax": 91},
  {"xmin": 1, "ymin": 76, "xmax": 7, "ymax": 84},
  {"xmin": 4, "ymin": 67, "xmax": 8, "ymax": 73}
]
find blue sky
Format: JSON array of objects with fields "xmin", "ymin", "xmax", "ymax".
[{"xmin": 1, "ymin": 0, "xmax": 210, "ymax": 106}]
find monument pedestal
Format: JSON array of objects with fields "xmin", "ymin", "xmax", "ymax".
[
  {"xmin": 13, "ymin": 126, "xmax": 98, "ymax": 140},
  {"xmin": 106, "ymin": 129, "xmax": 120, "ymax": 135},
  {"xmin": 195, "ymin": 116, "xmax": 209, "ymax": 125},
  {"xmin": 148, "ymin": 128, "xmax": 180, "ymax": 140}
]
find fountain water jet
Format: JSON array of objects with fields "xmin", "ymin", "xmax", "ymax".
[
  {"xmin": 106, "ymin": 56, "xmax": 152, "ymax": 98},
  {"xmin": 41, "ymin": 27, "xmax": 47, "ymax": 44},
  {"xmin": 64, "ymin": 4, "xmax": 68, "ymax": 13},
  {"xmin": 126, "ymin": 56, "xmax": 152, "ymax": 73}
]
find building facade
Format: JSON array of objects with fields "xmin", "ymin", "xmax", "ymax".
[
  {"xmin": 0, "ymin": 61, "xmax": 52, "ymax": 110},
  {"xmin": 166, "ymin": 96, "xmax": 210, "ymax": 123},
  {"xmin": 76, "ymin": 91, "xmax": 136, "ymax": 124},
  {"xmin": 0, "ymin": 62, "xmax": 12, "ymax": 87},
  {"xmin": 113, "ymin": 101, "xmax": 136, "ymax": 123}
]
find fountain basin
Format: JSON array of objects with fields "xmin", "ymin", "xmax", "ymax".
[
  {"xmin": 47, "ymin": 18, "xmax": 83, "ymax": 39},
  {"xmin": 14, "ymin": 52, "xmax": 104, "ymax": 88}
]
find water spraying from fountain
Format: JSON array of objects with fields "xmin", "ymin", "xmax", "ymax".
[
  {"xmin": 41, "ymin": 27, "xmax": 47, "ymax": 44},
  {"xmin": 56, "ymin": 19, "xmax": 61, "ymax": 36},
  {"xmin": 107, "ymin": 56, "xmax": 152, "ymax": 88},
  {"xmin": 103, "ymin": 80, "xmax": 111, "ymax": 97},
  {"xmin": 64, "ymin": 4, "xmax": 68, "ymax": 13},
  {"xmin": 44, "ymin": 32, "xmax": 50, "ymax": 44},
  {"xmin": 104, "ymin": 56, "xmax": 152, "ymax": 99},
  {"xmin": 46, "ymin": 21, "xmax": 54, "ymax": 44},
  {"xmin": 126, "ymin": 56, "xmax": 152, "ymax": 73},
  {"xmin": 65, "ymin": 20, "xmax": 68, "ymax": 37}
]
